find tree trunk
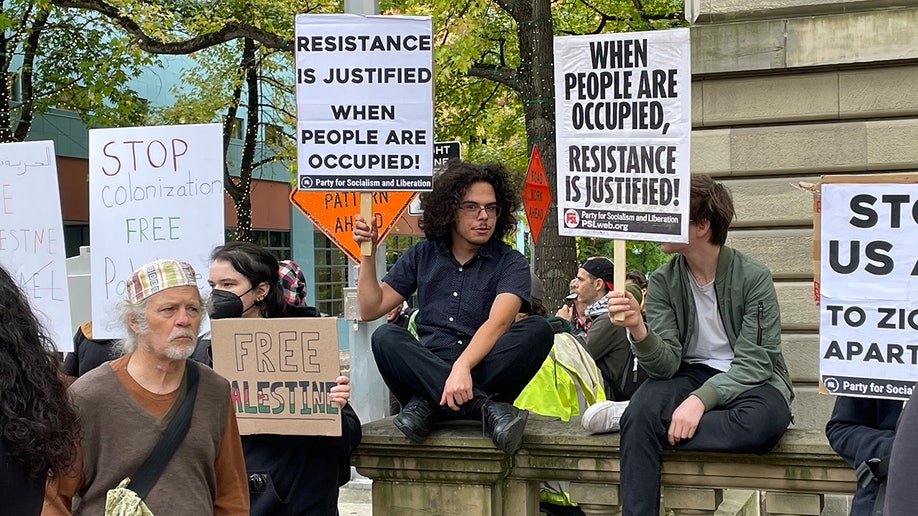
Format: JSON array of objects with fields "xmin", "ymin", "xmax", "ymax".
[{"xmin": 514, "ymin": 0, "xmax": 578, "ymax": 310}]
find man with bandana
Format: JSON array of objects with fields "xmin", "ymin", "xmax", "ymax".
[{"xmin": 557, "ymin": 257, "xmax": 639, "ymax": 401}]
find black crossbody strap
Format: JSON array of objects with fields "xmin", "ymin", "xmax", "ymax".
[{"xmin": 128, "ymin": 359, "xmax": 200, "ymax": 500}]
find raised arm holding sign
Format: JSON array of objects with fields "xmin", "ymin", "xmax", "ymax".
[
  {"xmin": 352, "ymin": 160, "xmax": 553, "ymax": 455},
  {"xmin": 601, "ymin": 174, "xmax": 795, "ymax": 515}
]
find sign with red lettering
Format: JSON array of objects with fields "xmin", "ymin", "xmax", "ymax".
[
  {"xmin": 290, "ymin": 190, "xmax": 416, "ymax": 264},
  {"xmin": 211, "ymin": 317, "xmax": 341, "ymax": 436},
  {"xmin": 0, "ymin": 140, "xmax": 73, "ymax": 351},
  {"xmin": 522, "ymin": 145, "xmax": 551, "ymax": 245},
  {"xmin": 88, "ymin": 124, "xmax": 225, "ymax": 338}
]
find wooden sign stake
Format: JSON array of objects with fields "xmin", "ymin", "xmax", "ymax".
[
  {"xmin": 614, "ymin": 239, "xmax": 627, "ymax": 322},
  {"xmin": 360, "ymin": 192, "xmax": 373, "ymax": 256}
]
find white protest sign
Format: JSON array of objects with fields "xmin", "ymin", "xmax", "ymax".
[
  {"xmin": 89, "ymin": 124, "xmax": 225, "ymax": 338},
  {"xmin": 554, "ymin": 28, "xmax": 691, "ymax": 243},
  {"xmin": 295, "ymin": 14, "xmax": 434, "ymax": 191},
  {"xmin": 0, "ymin": 141, "xmax": 73, "ymax": 351},
  {"xmin": 819, "ymin": 182, "xmax": 918, "ymax": 400}
]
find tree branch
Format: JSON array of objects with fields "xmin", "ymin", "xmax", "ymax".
[
  {"xmin": 467, "ymin": 63, "xmax": 518, "ymax": 91},
  {"xmin": 50, "ymin": 0, "xmax": 292, "ymax": 54}
]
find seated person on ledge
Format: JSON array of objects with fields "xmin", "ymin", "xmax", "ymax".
[
  {"xmin": 606, "ymin": 173, "xmax": 795, "ymax": 515},
  {"xmin": 352, "ymin": 160, "xmax": 553, "ymax": 454}
]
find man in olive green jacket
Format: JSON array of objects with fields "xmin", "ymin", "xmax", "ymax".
[{"xmin": 607, "ymin": 174, "xmax": 794, "ymax": 516}]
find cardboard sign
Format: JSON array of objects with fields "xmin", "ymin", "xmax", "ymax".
[
  {"xmin": 0, "ymin": 141, "xmax": 74, "ymax": 351},
  {"xmin": 211, "ymin": 317, "xmax": 342, "ymax": 436},
  {"xmin": 553, "ymin": 28, "xmax": 691, "ymax": 243},
  {"xmin": 819, "ymin": 178, "xmax": 918, "ymax": 400},
  {"xmin": 522, "ymin": 145, "xmax": 551, "ymax": 245},
  {"xmin": 295, "ymin": 14, "xmax": 434, "ymax": 191},
  {"xmin": 88, "ymin": 124, "xmax": 225, "ymax": 338}
]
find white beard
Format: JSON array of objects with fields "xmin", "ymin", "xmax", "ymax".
[{"xmin": 164, "ymin": 343, "xmax": 195, "ymax": 360}]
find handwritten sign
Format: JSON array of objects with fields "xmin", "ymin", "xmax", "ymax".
[
  {"xmin": 211, "ymin": 317, "xmax": 342, "ymax": 436},
  {"xmin": 294, "ymin": 14, "xmax": 434, "ymax": 191},
  {"xmin": 819, "ymin": 181, "xmax": 918, "ymax": 400},
  {"xmin": 88, "ymin": 124, "xmax": 225, "ymax": 338},
  {"xmin": 0, "ymin": 141, "xmax": 73, "ymax": 351},
  {"xmin": 553, "ymin": 28, "xmax": 691, "ymax": 243}
]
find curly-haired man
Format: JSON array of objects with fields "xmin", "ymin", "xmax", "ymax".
[{"xmin": 353, "ymin": 160, "xmax": 553, "ymax": 454}]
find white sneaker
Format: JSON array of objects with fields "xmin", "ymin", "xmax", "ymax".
[{"xmin": 581, "ymin": 400, "xmax": 630, "ymax": 434}]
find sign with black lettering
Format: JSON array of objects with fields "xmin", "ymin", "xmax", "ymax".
[
  {"xmin": 211, "ymin": 317, "xmax": 342, "ymax": 436},
  {"xmin": 295, "ymin": 14, "xmax": 434, "ymax": 191},
  {"xmin": 88, "ymin": 124, "xmax": 224, "ymax": 338},
  {"xmin": 553, "ymin": 28, "xmax": 690, "ymax": 242},
  {"xmin": 819, "ymin": 182, "xmax": 918, "ymax": 399}
]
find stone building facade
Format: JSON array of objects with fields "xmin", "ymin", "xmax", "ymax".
[{"xmin": 690, "ymin": 0, "xmax": 918, "ymax": 430}]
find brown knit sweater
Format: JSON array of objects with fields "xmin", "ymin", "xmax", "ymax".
[{"xmin": 42, "ymin": 354, "xmax": 249, "ymax": 515}]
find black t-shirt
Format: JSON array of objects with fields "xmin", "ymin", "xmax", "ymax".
[
  {"xmin": 0, "ymin": 436, "xmax": 44, "ymax": 516},
  {"xmin": 62, "ymin": 327, "xmax": 119, "ymax": 377}
]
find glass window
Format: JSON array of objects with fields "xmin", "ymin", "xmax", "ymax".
[
  {"xmin": 313, "ymin": 233, "xmax": 348, "ymax": 316},
  {"xmin": 224, "ymin": 229, "xmax": 292, "ymax": 261},
  {"xmin": 230, "ymin": 117, "xmax": 245, "ymax": 140},
  {"xmin": 63, "ymin": 224, "xmax": 90, "ymax": 257}
]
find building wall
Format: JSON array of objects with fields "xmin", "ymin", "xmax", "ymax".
[{"xmin": 689, "ymin": 0, "xmax": 918, "ymax": 429}]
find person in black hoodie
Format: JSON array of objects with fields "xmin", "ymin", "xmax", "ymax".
[
  {"xmin": 207, "ymin": 242, "xmax": 362, "ymax": 516},
  {"xmin": 0, "ymin": 264, "xmax": 79, "ymax": 515}
]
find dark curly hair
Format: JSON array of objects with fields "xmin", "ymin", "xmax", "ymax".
[
  {"xmin": 0, "ymin": 265, "xmax": 79, "ymax": 480},
  {"xmin": 420, "ymin": 160, "xmax": 520, "ymax": 243}
]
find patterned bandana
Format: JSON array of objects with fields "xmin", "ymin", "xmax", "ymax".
[
  {"xmin": 126, "ymin": 259, "xmax": 198, "ymax": 303},
  {"xmin": 278, "ymin": 259, "xmax": 308, "ymax": 307}
]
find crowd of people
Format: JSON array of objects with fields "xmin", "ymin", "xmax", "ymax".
[{"xmin": 2, "ymin": 160, "xmax": 915, "ymax": 516}]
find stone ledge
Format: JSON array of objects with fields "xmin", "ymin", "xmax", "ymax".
[
  {"xmin": 355, "ymin": 416, "xmax": 854, "ymax": 515},
  {"xmin": 356, "ymin": 415, "xmax": 854, "ymax": 490}
]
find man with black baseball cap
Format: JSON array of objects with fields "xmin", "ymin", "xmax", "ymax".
[{"xmin": 557, "ymin": 257, "xmax": 643, "ymax": 404}]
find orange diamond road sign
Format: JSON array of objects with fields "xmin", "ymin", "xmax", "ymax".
[
  {"xmin": 522, "ymin": 145, "xmax": 551, "ymax": 245},
  {"xmin": 290, "ymin": 190, "xmax": 417, "ymax": 264}
]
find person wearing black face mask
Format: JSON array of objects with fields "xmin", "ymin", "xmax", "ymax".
[
  {"xmin": 206, "ymin": 242, "xmax": 360, "ymax": 516},
  {"xmin": 209, "ymin": 287, "xmax": 252, "ymax": 320}
]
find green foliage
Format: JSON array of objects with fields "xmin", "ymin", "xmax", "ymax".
[
  {"xmin": 577, "ymin": 237, "xmax": 671, "ymax": 276},
  {"xmin": 381, "ymin": 0, "xmax": 685, "ymax": 169},
  {"xmin": 2, "ymin": 1, "xmax": 157, "ymax": 141}
]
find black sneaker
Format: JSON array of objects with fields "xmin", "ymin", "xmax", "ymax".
[
  {"xmin": 393, "ymin": 397, "xmax": 433, "ymax": 442},
  {"xmin": 482, "ymin": 401, "xmax": 529, "ymax": 454}
]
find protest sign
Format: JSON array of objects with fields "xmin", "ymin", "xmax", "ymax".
[
  {"xmin": 0, "ymin": 141, "xmax": 73, "ymax": 351},
  {"xmin": 819, "ymin": 180, "xmax": 918, "ymax": 400},
  {"xmin": 553, "ymin": 28, "xmax": 690, "ymax": 243},
  {"xmin": 88, "ymin": 124, "xmax": 224, "ymax": 338},
  {"xmin": 211, "ymin": 317, "xmax": 342, "ymax": 436},
  {"xmin": 295, "ymin": 14, "xmax": 434, "ymax": 191}
]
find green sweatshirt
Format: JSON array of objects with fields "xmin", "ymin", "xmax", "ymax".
[{"xmin": 632, "ymin": 246, "xmax": 795, "ymax": 410}]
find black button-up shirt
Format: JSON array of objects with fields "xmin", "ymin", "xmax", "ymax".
[{"xmin": 383, "ymin": 238, "xmax": 530, "ymax": 356}]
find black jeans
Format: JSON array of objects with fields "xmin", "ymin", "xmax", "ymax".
[
  {"xmin": 619, "ymin": 363, "xmax": 791, "ymax": 515},
  {"xmin": 371, "ymin": 316, "xmax": 553, "ymax": 420}
]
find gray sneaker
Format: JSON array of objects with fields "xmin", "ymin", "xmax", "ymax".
[{"xmin": 581, "ymin": 400, "xmax": 630, "ymax": 434}]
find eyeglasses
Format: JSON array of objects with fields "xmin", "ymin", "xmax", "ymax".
[{"xmin": 458, "ymin": 202, "xmax": 501, "ymax": 217}]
